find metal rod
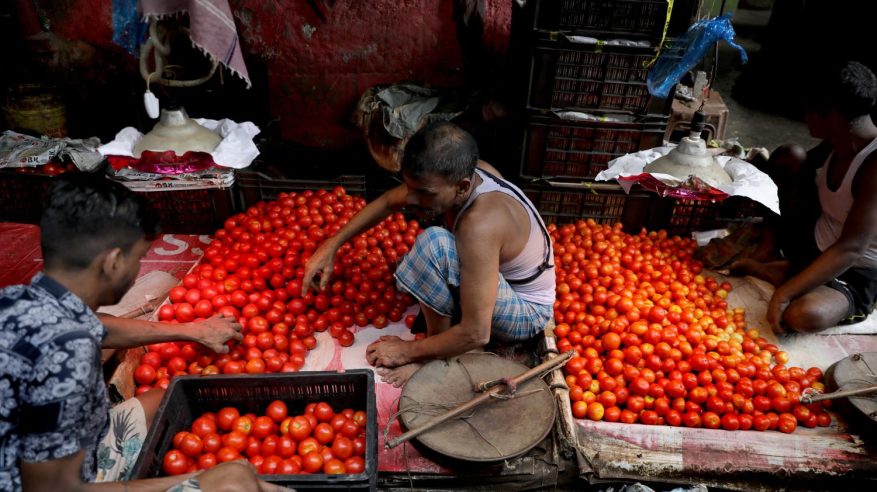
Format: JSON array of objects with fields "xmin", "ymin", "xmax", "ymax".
[
  {"xmin": 386, "ymin": 350, "xmax": 575, "ymax": 449},
  {"xmin": 800, "ymin": 384, "xmax": 877, "ymax": 404}
]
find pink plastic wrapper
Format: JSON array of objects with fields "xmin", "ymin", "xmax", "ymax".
[
  {"xmin": 618, "ymin": 173, "xmax": 730, "ymax": 201},
  {"xmin": 107, "ymin": 151, "xmax": 216, "ymax": 174}
]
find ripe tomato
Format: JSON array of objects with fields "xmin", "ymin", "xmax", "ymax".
[
  {"xmin": 252, "ymin": 416, "xmax": 276, "ymax": 439},
  {"xmin": 314, "ymin": 402, "xmax": 335, "ymax": 422},
  {"xmin": 163, "ymin": 449, "xmax": 190, "ymax": 475},
  {"xmin": 302, "ymin": 450, "xmax": 324, "ymax": 473},
  {"xmin": 298, "ymin": 437, "xmax": 320, "ymax": 457},
  {"xmin": 266, "ymin": 400, "xmax": 288, "ymax": 423},
  {"xmin": 324, "ymin": 458, "xmax": 346, "ymax": 474},
  {"xmin": 314, "ymin": 423, "xmax": 335, "ymax": 444},
  {"xmin": 345, "ymin": 456, "xmax": 365, "ymax": 474},
  {"xmin": 133, "ymin": 364, "xmax": 156, "ymax": 385},
  {"xmin": 190, "ymin": 416, "xmax": 217, "ymax": 438},
  {"xmin": 332, "ymin": 436, "xmax": 354, "ymax": 460}
]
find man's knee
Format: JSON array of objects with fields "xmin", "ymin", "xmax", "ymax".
[
  {"xmin": 768, "ymin": 144, "xmax": 807, "ymax": 180},
  {"xmin": 783, "ymin": 298, "xmax": 842, "ymax": 333},
  {"xmin": 412, "ymin": 226, "xmax": 455, "ymax": 254}
]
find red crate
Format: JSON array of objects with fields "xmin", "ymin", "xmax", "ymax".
[
  {"xmin": 528, "ymin": 41, "xmax": 671, "ymax": 115},
  {"xmin": 521, "ymin": 113, "xmax": 667, "ymax": 180},
  {"xmin": 665, "ymin": 196, "xmax": 764, "ymax": 237},
  {"xmin": 235, "ymin": 172, "xmax": 366, "ymax": 211},
  {"xmin": 0, "ymin": 170, "xmax": 56, "ymax": 224},
  {"xmin": 522, "ymin": 182, "xmax": 654, "ymax": 232},
  {"xmin": 136, "ymin": 186, "xmax": 235, "ymax": 235}
]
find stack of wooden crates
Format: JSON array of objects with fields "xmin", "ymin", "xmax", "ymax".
[{"xmin": 514, "ymin": 0, "xmax": 702, "ymax": 234}]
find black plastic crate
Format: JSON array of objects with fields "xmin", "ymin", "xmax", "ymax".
[
  {"xmin": 131, "ymin": 371, "xmax": 377, "ymax": 491},
  {"xmin": 528, "ymin": 40, "xmax": 672, "ymax": 115},
  {"xmin": 533, "ymin": 0, "xmax": 679, "ymax": 42},
  {"xmin": 136, "ymin": 186, "xmax": 235, "ymax": 235},
  {"xmin": 0, "ymin": 170, "xmax": 54, "ymax": 224},
  {"xmin": 236, "ymin": 172, "xmax": 366, "ymax": 211},
  {"xmin": 522, "ymin": 181, "xmax": 654, "ymax": 231},
  {"xmin": 521, "ymin": 113, "xmax": 667, "ymax": 180}
]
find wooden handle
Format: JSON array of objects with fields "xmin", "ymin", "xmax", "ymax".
[{"xmin": 386, "ymin": 350, "xmax": 575, "ymax": 449}]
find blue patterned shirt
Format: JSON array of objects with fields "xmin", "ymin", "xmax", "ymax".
[{"xmin": 0, "ymin": 273, "xmax": 109, "ymax": 491}]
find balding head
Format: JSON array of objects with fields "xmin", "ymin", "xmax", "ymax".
[{"xmin": 401, "ymin": 121, "xmax": 478, "ymax": 183}]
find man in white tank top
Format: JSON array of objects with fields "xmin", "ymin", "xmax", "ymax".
[
  {"xmin": 735, "ymin": 61, "xmax": 877, "ymax": 333},
  {"xmin": 303, "ymin": 122, "xmax": 555, "ymax": 386}
]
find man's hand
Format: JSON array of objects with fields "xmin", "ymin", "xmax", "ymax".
[
  {"xmin": 767, "ymin": 288, "xmax": 792, "ymax": 335},
  {"xmin": 196, "ymin": 461, "xmax": 295, "ymax": 491},
  {"xmin": 190, "ymin": 315, "xmax": 243, "ymax": 353},
  {"xmin": 302, "ymin": 242, "xmax": 336, "ymax": 295},
  {"xmin": 366, "ymin": 336, "xmax": 413, "ymax": 368}
]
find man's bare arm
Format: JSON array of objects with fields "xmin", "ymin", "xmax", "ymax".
[
  {"xmin": 404, "ymin": 210, "xmax": 501, "ymax": 361},
  {"xmin": 303, "ymin": 183, "xmax": 408, "ymax": 293},
  {"xmin": 99, "ymin": 314, "xmax": 243, "ymax": 353},
  {"xmin": 22, "ymin": 452, "xmax": 290, "ymax": 492}
]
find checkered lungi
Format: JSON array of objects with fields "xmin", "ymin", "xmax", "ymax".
[{"xmin": 394, "ymin": 227, "xmax": 552, "ymax": 341}]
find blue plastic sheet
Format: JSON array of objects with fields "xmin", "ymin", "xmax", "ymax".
[
  {"xmin": 647, "ymin": 13, "xmax": 748, "ymax": 98},
  {"xmin": 112, "ymin": 0, "xmax": 146, "ymax": 58}
]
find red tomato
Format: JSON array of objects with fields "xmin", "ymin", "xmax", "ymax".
[
  {"xmin": 133, "ymin": 364, "xmax": 156, "ymax": 385},
  {"xmin": 190, "ymin": 417, "xmax": 217, "ymax": 438},
  {"xmin": 331, "ymin": 436, "xmax": 354, "ymax": 460},
  {"xmin": 252, "ymin": 416, "xmax": 275, "ymax": 439},
  {"xmin": 202, "ymin": 433, "xmax": 222, "ymax": 454},
  {"xmin": 345, "ymin": 456, "xmax": 365, "ymax": 474},
  {"xmin": 314, "ymin": 402, "xmax": 335, "ymax": 422},
  {"xmin": 324, "ymin": 458, "xmax": 346, "ymax": 474},
  {"xmin": 266, "ymin": 400, "xmax": 288, "ymax": 423},
  {"xmin": 302, "ymin": 450, "xmax": 324, "ymax": 473},
  {"xmin": 314, "ymin": 423, "xmax": 335, "ymax": 444},
  {"xmin": 162, "ymin": 450, "xmax": 190, "ymax": 475}
]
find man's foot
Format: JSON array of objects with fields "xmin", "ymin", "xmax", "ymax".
[
  {"xmin": 729, "ymin": 258, "xmax": 790, "ymax": 287},
  {"xmin": 376, "ymin": 363, "xmax": 422, "ymax": 388}
]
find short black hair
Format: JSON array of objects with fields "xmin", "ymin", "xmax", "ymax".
[
  {"xmin": 401, "ymin": 121, "xmax": 478, "ymax": 183},
  {"xmin": 41, "ymin": 173, "xmax": 160, "ymax": 270},
  {"xmin": 807, "ymin": 61, "xmax": 877, "ymax": 120}
]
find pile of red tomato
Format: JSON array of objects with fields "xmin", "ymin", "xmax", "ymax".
[
  {"xmin": 133, "ymin": 186, "xmax": 421, "ymax": 393},
  {"xmin": 553, "ymin": 220, "xmax": 830, "ymax": 434},
  {"xmin": 162, "ymin": 400, "xmax": 368, "ymax": 476}
]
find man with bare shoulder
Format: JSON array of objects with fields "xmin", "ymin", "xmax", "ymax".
[
  {"xmin": 733, "ymin": 61, "xmax": 877, "ymax": 334},
  {"xmin": 303, "ymin": 122, "xmax": 555, "ymax": 386}
]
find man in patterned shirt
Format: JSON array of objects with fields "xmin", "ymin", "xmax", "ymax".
[{"xmin": 0, "ymin": 175, "xmax": 287, "ymax": 491}]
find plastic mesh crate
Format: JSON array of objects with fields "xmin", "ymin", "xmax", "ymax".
[
  {"xmin": 130, "ymin": 371, "xmax": 377, "ymax": 491},
  {"xmin": 666, "ymin": 196, "xmax": 764, "ymax": 237},
  {"xmin": 528, "ymin": 41, "xmax": 672, "ymax": 115},
  {"xmin": 534, "ymin": 0, "xmax": 671, "ymax": 41},
  {"xmin": 523, "ymin": 182, "xmax": 653, "ymax": 231},
  {"xmin": 0, "ymin": 170, "xmax": 53, "ymax": 224},
  {"xmin": 521, "ymin": 114, "xmax": 667, "ymax": 180},
  {"xmin": 137, "ymin": 186, "xmax": 235, "ymax": 235},
  {"xmin": 236, "ymin": 173, "xmax": 366, "ymax": 211}
]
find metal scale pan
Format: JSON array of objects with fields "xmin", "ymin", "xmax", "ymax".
[{"xmin": 398, "ymin": 353, "xmax": 556, "ymax": 462}]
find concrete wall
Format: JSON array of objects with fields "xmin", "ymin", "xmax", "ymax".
[{"xmin": 43, "ymin": 0, "xmax": 512, "ymax": 148}]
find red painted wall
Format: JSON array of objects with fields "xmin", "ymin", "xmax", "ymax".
[{"xmin": 45, "ymin": 0, "xmax": 511, "ymax": 148}]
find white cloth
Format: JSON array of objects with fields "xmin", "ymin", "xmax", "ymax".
[{"xmin": 98, "ymin": 119, "xmax": 260, "ymax": 169}]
